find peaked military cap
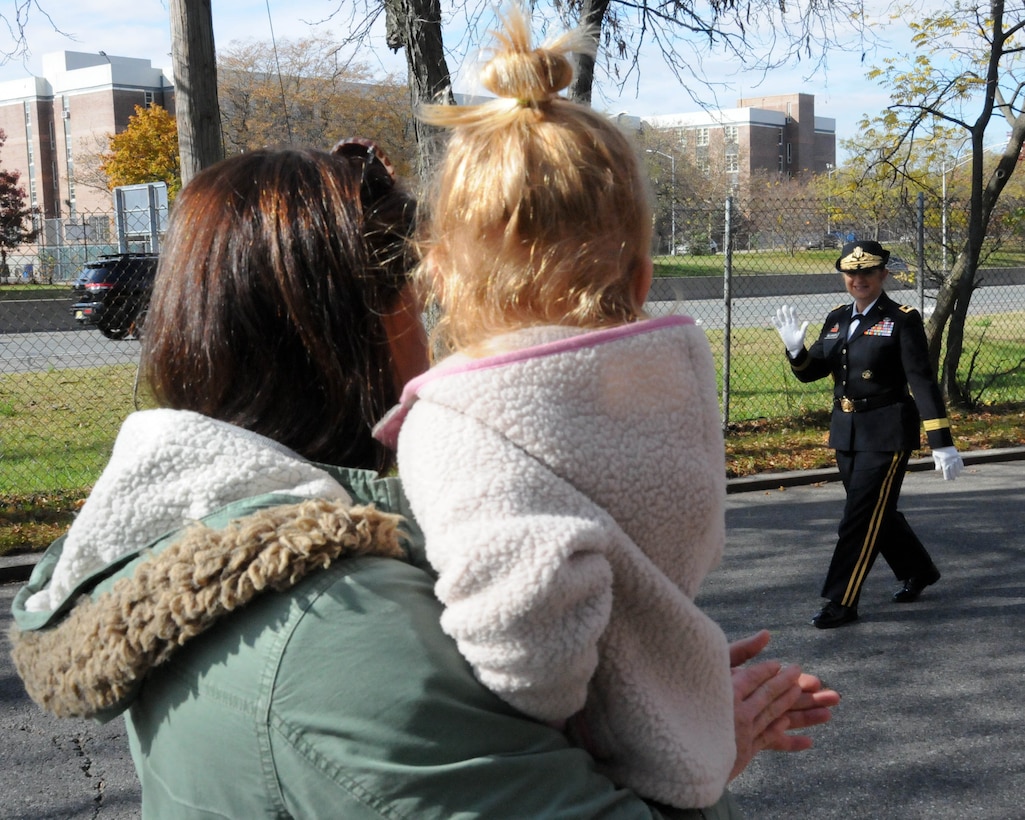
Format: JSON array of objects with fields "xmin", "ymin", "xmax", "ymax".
[{"xmin": 835, "ymin": 240, "xmax": 890, "ymax": 272}]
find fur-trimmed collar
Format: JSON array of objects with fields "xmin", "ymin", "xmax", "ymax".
[
  {"xmin": 11, "ymin": 498, "xmax": 404, "ymax": 719},
  {"xmin": 23, "ymin": 409, "xmax": 350, "ymax": 614}
]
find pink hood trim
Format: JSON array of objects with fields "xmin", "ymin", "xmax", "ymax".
[{"xmin": 372, "ymin": 315, "xmax": 697, "ymax": 449}]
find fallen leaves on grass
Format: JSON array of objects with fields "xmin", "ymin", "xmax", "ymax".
[
  {"xmin": 725, "ymin": 401, "xmax": 1025, "ymax": 478},
  {"xmin": 3, "ymin": 404, "xmax": 1022, "ymax": 554},
  {"xmin": 0, "ymin": 491, "xmax": 83, "ymax": 556}
]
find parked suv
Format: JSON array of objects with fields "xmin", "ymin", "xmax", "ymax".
[
  {"xmin": 70, "ymin": 253, "xmax": 158, "ymax": 339},
  {"xmin": 805, "ymin": 233, "xmax": 842, "ymax": 250}
]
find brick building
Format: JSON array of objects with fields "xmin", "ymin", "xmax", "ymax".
[
  {"xmin": 0, "ymin": 51, "xmax": 174, "ymax": 222},
  {"xmin": 642, "ymin": 92, "xmax": 836, "ymax": 191}
]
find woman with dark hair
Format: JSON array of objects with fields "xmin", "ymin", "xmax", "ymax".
[
  {"xmin": 11, "ymin": 143, "xmax": 835, "ymax": 819},
  {"xmin": 141, "ymin": 144, "xmax": 416, "ymax": 474}
]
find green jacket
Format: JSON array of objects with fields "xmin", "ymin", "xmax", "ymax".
[{"xmin": 12, "ymin": 463, "xmax": 738, "ymax": 819}]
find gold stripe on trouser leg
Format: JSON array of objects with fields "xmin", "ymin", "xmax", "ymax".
[{"xmin": 840, "ymin": 452, "xmax": 902, "ymax": 606}]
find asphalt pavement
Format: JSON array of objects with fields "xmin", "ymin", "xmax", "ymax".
[
  {"xmin": 0, "ymin": 582, "xmax": 141, "ymax": 819},
  {"xmin": 709, "ymin": 453, "xmax": 1025, "ymax": 820},
  {"xmin": 1, "ymin": 450, "xmax": 1023, "ymax": 819}
]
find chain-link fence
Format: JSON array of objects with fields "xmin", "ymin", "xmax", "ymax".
[
  {"xmin": 2, "ymin": 185, "xmax": 165, "ymax": 286},
  {"xmin": 3, "ymin": 198, "xmax": 1024, "ymax": 495},
  {"xmin": 643, "ymin": 195, "xmax": 1025, "ymax": 428}
]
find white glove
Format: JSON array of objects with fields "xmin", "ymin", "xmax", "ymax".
[
  {"xmin": 932, "ymin": 446, "xmax": 964, "ymax": 481},
  {"xmin": 772, "ymin": 305, "xmax": 809, "ymax": 356}
]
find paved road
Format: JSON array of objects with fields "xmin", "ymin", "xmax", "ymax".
[
  {"xmin": 710, "ymin": 457, "xmax": 1025, "ymax": 819},
  {"xmin": 6, "ymin": 277, "xmax": 1025, "ymax": 369},
  {"xmin": 0, "ymin": 297, "xmax": 79, "ymax": 334},
  {"xmin": 650, "ymin": 283, "xmax": 1025, "ymax": 330},
  {"xmin": 0, "ymin": 588, "xmax": 141, "ymax": 819},
  {"xmin": 0, "ymin": 297, "xmax": 141, "ymax": 373},
  {"xmin": 1, "ymin": 456, "xmax": 1023, "ymax": 818},
  {"xmin": 0, "ymin": 330, "xmax": 140, "ymax": 373}
]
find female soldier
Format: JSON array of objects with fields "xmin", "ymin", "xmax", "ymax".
[{"xmin": 774, "ymin": 240, "xmax": 963, "ymax": 629}]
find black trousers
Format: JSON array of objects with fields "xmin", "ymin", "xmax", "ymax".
[{"xmin": 821, "ymin": 449, "xmax": 938, "ymax": 607}]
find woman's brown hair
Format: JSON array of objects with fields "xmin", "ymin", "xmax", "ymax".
[{"xmin": 141, "ymin": 147, "xmax": 415, "ymax": 473}]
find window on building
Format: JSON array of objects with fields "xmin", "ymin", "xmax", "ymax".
[
  {"xmin": 144, "ymin": 91, "xmax": 154, "ymax": 108},
  {"xmin": 63, "ymin": 98, "xmax": 76, "ymax": 216},
  {"xmin": 786, "ymin": 143, "xmax": 792, "ymax": 165},
  {"xmin": 84, "ymin": 214, "xmax": 111, "ymax": 242},
  {"xmin": 698, "ymin": 160, "xmax": 710, "ymax": 175},
  {"xmin": 696, "ymin": 128, "xmax": 709, "ymax": 147},
  {"xmin": 676, "ymin": 127, "xmax": 687, "ymax": 148},
  {"xmin": 23, "ymin": 104, "xmax": 34, "ymax": 154},
  {"xmin": 725, "ymin": 153, "xmax": 739, "ymax": 173},
  {"xmin": 23, "ymin": 103, "xmax": 37, "ymax": 209},
  {"xmin": 52, "ymin": 162, "xmax": 60, "ymax": 213},
  {"xmin": 723, "ymin": 125, "xmax": 738, "ymax": 144},
  {"xmin": 778, "ymin": 129, "xmax": 783, "ymax": 145}
]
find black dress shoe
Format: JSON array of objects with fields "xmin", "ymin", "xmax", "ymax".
[
  {"xmin": 893, "ymin": 568, "xmax": 941, "ymax": 603},
  {"xmin": 811, "ymin": 601, "xmax": 859, "ymax": 629}
]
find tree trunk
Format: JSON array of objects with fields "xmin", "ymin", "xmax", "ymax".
[
  {"xmin": 568, "ymin": 0, "xmax": 610, "ymax": 105},
  {"xmin": 384, "ymin": 0, "xmax": 454, "ymax": 184},
  {"xmin": 170, "ymin": 0, "xmax": 224, "ymax": 187},
  {"xmin": 923, "ymin": 1, "xmax": 1025, "ymax": 407},
  {"xmin": 938, "ymin": 264, "xmax": 973, "ymax": 405},
  {"xmin": 928, "ymin": 123, "xmax": 1025, "ymax": 407}
]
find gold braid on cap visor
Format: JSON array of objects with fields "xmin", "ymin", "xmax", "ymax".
[{"xmin": 838, "ymin": 245, "xmax": 886, "ymax": 271}]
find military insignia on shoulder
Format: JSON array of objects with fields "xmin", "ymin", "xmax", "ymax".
[
  {"xmin": 832, "ymin": 303, "xmax": 846, "ymax": 311},
  {"xmin": 899, "ymin": 304, "xmax": 915, "ymax": 313}
]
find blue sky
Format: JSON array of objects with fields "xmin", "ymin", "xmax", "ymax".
[{"xmin": 0, "ymin": 0, "xmax": 918, "ymax": 155}]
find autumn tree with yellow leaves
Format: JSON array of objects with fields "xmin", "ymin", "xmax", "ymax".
[
  {"xmin": 100, "ymin": 105, "xmax": 182, "ymax": 202},
  {"xmin": 855, "ymin": 1, "xmax": 1025, "ymax": 406}
]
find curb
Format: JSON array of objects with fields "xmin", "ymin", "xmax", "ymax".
[
  {"xmin": 3, "ymin": 447, "xmax": 1023, "ymax": 585},
  {"xmin": 0, "ymin": 553, "xmax": 37, "ymax": 584},
  {"xmin": 726, "ymin": 445, "xmax": 1025, "ymax": 493}
]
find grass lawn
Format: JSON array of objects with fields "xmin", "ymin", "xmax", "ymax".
[
  {"xmin": 2, "ymin": 354, "xmax": 1023, "ymax": 554},
  {"xmin": 651, "ymin": 247, "xmax": 1025, "ymax": 278},
  {"xmin": 1, "ymin": 364, "xmax": 140, "ymax": 555},
  {"xmin": 3, "ymin": 277, "xmax": 1024, "ymax": 555}
]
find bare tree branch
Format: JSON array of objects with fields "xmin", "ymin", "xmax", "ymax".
[
  {"xmin": 318, "ymin": 0, "xmax": 875, "ymax": 117},
  {"xmin": 0, "ymin": 1, "xmax": 71, "ymax": 67}
]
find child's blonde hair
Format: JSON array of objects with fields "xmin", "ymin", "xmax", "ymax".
[{"xmin": 416, "ymin": 5, "xmax": 653, "ymax": 355}]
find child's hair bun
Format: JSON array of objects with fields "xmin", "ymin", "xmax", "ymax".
[
  {"xmin": 472, "ymin": 5, "xmax": 593, "ymax": 105},
  {"xmin": 480, "ymin": 48, "xmax": 574, "ymax": 102}
]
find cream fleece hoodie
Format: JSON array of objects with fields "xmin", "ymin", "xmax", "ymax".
[{"xmin": 374, "ymin": 315, "xmax": 735, "ymax": 808}]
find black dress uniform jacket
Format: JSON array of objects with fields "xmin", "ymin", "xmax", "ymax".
[{"xmin": 787, "ymin": 291, "xmax": 955, "ymax": 453}]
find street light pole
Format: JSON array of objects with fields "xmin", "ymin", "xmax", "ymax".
[
  {"xmin": 942, "ymin": 158, "xmax": 949, "ymax": 276},
  {"xmin": 825, "ymin": 163, "xmax": 836, "ymax": 236},
  {"xmin": 940, "ymin": 139, "xmax": 969, "ymax": 278},
  {"xmin": 647, "ymin": 149, "xmax": 676, "ymax": 254}
]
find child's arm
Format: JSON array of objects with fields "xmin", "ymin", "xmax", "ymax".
[{"xmin": 398, "ymin": 401, "xmax": 619, "ymax": 723}]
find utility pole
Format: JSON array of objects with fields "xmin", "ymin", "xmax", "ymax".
[
  {"xmin": 647, "ymin": 149, "xmax": 676, "ymax": 254},
  {"xmin": 169, "ymin": 0, "xmax": 223, "ymax": 187},
  {"xmin": 383, "ymin": 0, "xmax": 455, "ymax": 181}
]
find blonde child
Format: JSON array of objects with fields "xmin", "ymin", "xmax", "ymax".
[{"xmin": 374, "ymin": 6, "xmax": 736, "ymax": 811}]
